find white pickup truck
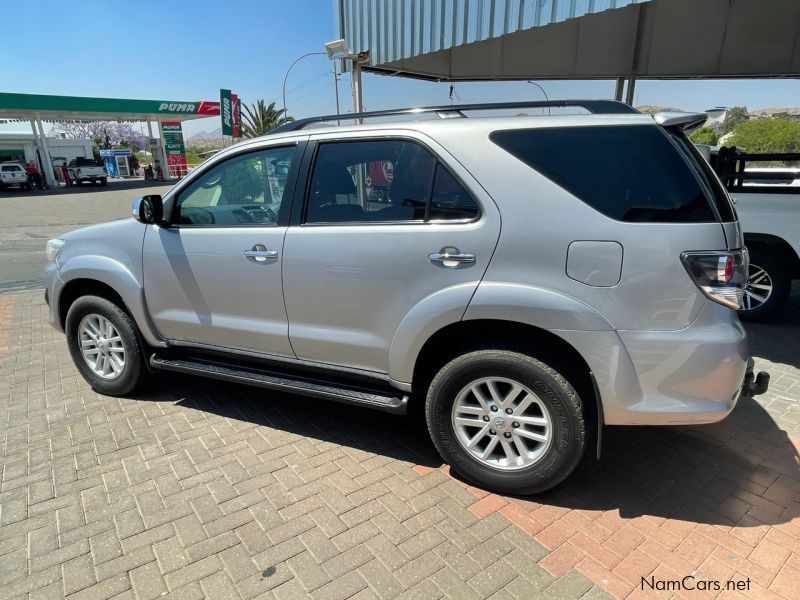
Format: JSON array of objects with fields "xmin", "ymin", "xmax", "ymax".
[
  {"xmin": 67, "ymin": 157, "xmax": 108, "ymax": 186},
  {"xmin": 708, "ymin": 147, "xmax": 800, "ymax": 320}
]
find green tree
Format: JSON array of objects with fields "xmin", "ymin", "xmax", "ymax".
[
  {"xmin": 241, "ymin": 100, "xmax": 293, "ymax": 138},
  {"xmin": 722, "ymin": 106, "xmax": 749, "ymax": 134},
  {"xmin": 689, "ymin": 127, "xmax": 719, "ymax": 146},
  {"xmin": 728, "ymin": 118, "xmax": 800, "ymax": 155}
]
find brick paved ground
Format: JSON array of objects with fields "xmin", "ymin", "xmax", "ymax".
[{"xmin": 0, "ymin": 289, "xmax": 798, "ymax": 600}]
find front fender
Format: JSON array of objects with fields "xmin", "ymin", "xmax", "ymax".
[{"xmin": 57, "ymin": 255, "xmax": 165, "ymax": 347}]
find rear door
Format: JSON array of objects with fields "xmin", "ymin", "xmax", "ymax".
[{"xmin": 282, "ymin": 133, "xmax": 501, "ymax": 374}]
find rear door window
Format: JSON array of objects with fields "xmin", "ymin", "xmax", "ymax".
[
  {"xmin": 490, "ymin": 125, "xmax": 716, "ymax": 223},
  {"xmin": 305, "ymin": 139, "xmax": 479, "ymax": 224}
]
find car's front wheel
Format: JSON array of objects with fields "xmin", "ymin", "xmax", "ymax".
[
  {"xmin": 425, "ymin": 350, "xmax": 586, "ymax": 495},
  {"xmin": 65, "ymin": 295, "xmax": 150, "ymax": 396}
]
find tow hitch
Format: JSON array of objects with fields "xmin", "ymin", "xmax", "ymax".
[{"xmin": 742, "ymin": 358, "xmax": 770, "ymax": 398}]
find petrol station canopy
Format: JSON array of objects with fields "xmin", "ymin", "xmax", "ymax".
[
  {"xmin": 0, "ymin": 92, "xmax": 220, "ymax": 186},
  {"xmin": 0, "ymin": 92, "xmax": 220, "ymax": 123},
  {"xmin": 338, "ymin": 0, "xmax": 800, "ymax": 81}
]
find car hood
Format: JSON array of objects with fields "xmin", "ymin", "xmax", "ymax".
[{"xmin": 60, "ymin": 217, "xmax": 142, "ymax": 242}]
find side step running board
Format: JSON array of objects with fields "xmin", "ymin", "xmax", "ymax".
[{"xmin": 150, "ymin": 355, "xmax": 409, "ymax": 414}]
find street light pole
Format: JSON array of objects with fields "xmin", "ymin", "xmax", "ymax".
[
  {"xmin": 526, "ymin": 80, "xmax": 550, "ymax": 115},
  {"xmin": 332, "ymin": 63, "xmax": 341, "ymax": 120},
  {"xmin": 282, "ymin": 51, "xmax": 326, "ymax": 120}
]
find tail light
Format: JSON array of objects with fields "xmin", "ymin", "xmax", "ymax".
[{"xmin": 681, "ymin": 249, "xmax": 747, "ymax": 309}]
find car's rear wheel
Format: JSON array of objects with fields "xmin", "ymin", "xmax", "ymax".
[
  {"xmin": 739, "ymin": 249, "xmax": 790, "ymax": 321},
  {"xmin": 100, "ymin": 177, "xmax": 108, "ymax": 186},
  {"xmin": 425, "ymin": 350, "xmax": 586, "ymax": 494},
  {"xmin": 65, "ymin": 295, "xmax": 150, "ymax": 396}
]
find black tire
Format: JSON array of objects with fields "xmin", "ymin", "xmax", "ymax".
[
  {"xmin": 65, "ymin": 295, "xmax": 150, "ymax": 396},
  {"xmin": 100, "ymin": 178, "xmax": 108, "ymax": 186},
  {"xmin": 425, "ymin": 350, "xmax": 586, "ymax": 495},
  {"xmin": 739, "ymin": 249, "xmax": 791, "ymax": 322}
]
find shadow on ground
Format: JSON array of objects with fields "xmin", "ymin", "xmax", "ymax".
[{"xmin": 136, "ymin": 356, "xmax": 799, "ymax": 530}]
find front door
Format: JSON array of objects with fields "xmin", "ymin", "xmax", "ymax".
[
  {"xmin": 282, "ymin": 135, "xmax": 501, "ymax": 374},
  {"xmin": 143, "ymin": 144, "xmax": 300, "ymax": 356}
]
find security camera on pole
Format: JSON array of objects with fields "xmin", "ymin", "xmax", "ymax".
[{"xmin": 324, "ymin": 39, "xmax": 369, "ymax": 120}]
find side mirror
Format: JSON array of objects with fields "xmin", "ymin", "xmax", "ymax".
[{"xmin": 132, "ymin": 195, "xmax": 164, "ymax": 225}]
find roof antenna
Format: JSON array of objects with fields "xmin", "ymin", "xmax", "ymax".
[{"xmin": 449, "ymin": 83, "xmax": 455, "ymax": 105}]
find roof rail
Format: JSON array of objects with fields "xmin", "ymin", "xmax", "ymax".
[{"xmin": 271, "ymin": 100, "xmax": 638, "ymax": 134}]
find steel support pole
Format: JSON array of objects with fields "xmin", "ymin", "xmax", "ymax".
[
  {"xmin": 352, "ymin": 60, "xmax": 364, "ymax": 115},
  {"xmin": 625, "ymin": 76, "xmax": 636, "ymax": 106},
  {"xmin": 614, "ymin": 77, "xmax": 625, "ymax": 101}
]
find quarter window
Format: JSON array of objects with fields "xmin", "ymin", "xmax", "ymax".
[
  {"xmin": 491, "ymin": 125, "xmax": 716, "ymax": 223},
  {"xmin": 175, "ymin": 146, "xmax": 295, "ymax": 226},
  {"xmin": 305, "ymin": 139, "xmax": 478, "ymax": 224}
]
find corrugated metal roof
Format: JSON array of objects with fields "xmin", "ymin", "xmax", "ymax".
[
  {"xmin": 340, "ymin": 0, "xmax": 648, "ymax": 65},
  {"xmin": 338, "ymin": 0, "xmax": 800, "ymax": 80}
]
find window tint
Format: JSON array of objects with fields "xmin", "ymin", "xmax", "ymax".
[
  {"xmin": 429, "ymin": 164, "xmax": 479, "ymax": 221},
  {"xmin": 176, "ymin": 146, "xmax": 294, "ymax": 226},
  {"xmin": 307, "ymin": 140, "xmax": 434, "ymax": 223},
  {"xmin": 306, "ymin": 140, "xmax": 478, "ymax": 224},
  {"xmin": 2, "ymin": 165, "xmax": 23, "ymax": 172},
  {"xmin": 491, "ymin": 125, "xmax": 716, "ymax": 223}
]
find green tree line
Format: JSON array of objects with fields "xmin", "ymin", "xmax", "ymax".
[{"xmin": 689, "ymin": 106, "xmax": 800, "ymax": 155}]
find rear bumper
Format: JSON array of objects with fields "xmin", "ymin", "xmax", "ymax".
[{"xmin": 556, "ymin": 301, "xmax": 765, "ymax": 426}]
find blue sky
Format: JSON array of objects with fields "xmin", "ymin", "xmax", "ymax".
[{"xmin": 2, "ymin": 0, "xmax": 799, "ymax": 138}]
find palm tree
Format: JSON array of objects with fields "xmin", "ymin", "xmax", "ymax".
[{"xmin": 240, "ymin": 100, "xmax": 294, "ymax": 138}]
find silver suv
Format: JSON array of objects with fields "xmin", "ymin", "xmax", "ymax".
[{"xmin": 43, "ymin": 101, "xmax": 768, "ymax": 494}]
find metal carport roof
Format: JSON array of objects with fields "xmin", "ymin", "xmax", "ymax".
[{"xmin": 340, "ymin": 0, "xmax": 800, "ymax": 81}]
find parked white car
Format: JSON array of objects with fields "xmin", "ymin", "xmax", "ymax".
[
  {"xmin": 707, "ymin": 147, "xmax": 800, "ymax": 320},
  {"xmin": 0, "ymin": 162, "xmax": 31, "ymax": 191}
]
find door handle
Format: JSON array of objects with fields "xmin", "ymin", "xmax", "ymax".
[
  {"xmin": 428, "ymin": 248, "xmax": 476, "ymax": 266},
  {"xmin": 244, "ymin": 244, "xmax": 278, "ymax": 263}
]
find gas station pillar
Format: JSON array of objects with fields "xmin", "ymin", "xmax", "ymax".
[{"xmin": 31, "ymin": 113, "xmax": 57, "ymax": 187}]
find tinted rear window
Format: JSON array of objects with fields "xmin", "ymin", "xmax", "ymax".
[
  {"xmin": 490, "ymin": 125, "xmax": 716, "ymax": 223},
  {"xmin": 76, "ymin": 157, "xmax": 102, "ymax": 167},
  {"xmin": 667, "ymin": 131, "xmax": 736, "ymax": 222}
]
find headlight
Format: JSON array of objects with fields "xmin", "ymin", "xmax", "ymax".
[{"xmin": 45, "ymin": 238, "xmax": 65, "ymax": 262}]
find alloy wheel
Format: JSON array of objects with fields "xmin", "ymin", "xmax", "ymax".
[
  {"xmin": 78, "ymin": 314, "xmax": 126, "ymax": 379},
  {"xmin": 742, "ymin": 263, "xmax": 773, "ymax": 310},
  {"xmin": 451, "ymin": 376, "xmax": 552, "ymax": 471}
]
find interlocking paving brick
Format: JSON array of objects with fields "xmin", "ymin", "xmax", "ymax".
[
  {"xmin": 61, "ymin": 553, "xmax": 97, "ymax": 595},
  {"xmin": 128, "ymin": 561, "xmax": 167, "ymax": 600}
]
